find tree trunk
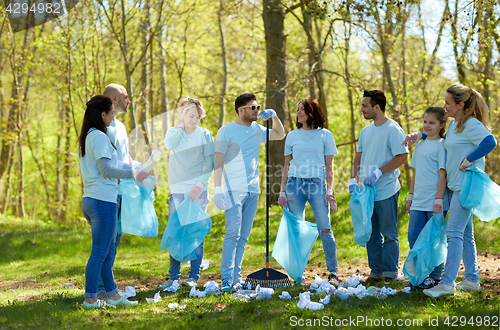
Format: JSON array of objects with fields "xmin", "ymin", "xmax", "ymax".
[
  {"xmin": 263, "ymin": 0, "xmax": 289, "ymax": 201},
  {"xmin": 56, "ymin": 96, "xmax": 64, "ymax": 222},
  {"xmin": 218, "ymin": 0, "xmax": 228, "ymax": 128}
]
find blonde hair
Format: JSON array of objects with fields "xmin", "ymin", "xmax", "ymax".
[
  {"xmin": 446, "ymin": 83, "xmax": 491, "ymax": 133},
  {"xmin": 178, "ymin": 96, "xmax": 206, "ymax": 119}
]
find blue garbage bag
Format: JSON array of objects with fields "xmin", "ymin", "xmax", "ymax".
[
  {"xmin": 349, "ymin": 185, "xmax": 376, "ymax": 247},
  {"xmin": 119, "ymin": 177, "xmax": 158, "ymax": 237},
  {"xmin": 271, "ymin": 208, "xmax": 319, "ymax": 284},
  {"xmin": 460, "ymin": 166, "xmax": 500, "ymax": 221},
  {"xmin": 403, "ymin": 213, "xmax": 447, "ymax": 286},
  {"xmin": 160, "ymin": 196, "xmax": 212, "ymax": 263}
]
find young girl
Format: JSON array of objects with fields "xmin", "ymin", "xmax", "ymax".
[
  {"xmin": 159, "ymin": 97, "xmax": 214, "ymax": 289},
  {"xmin": 405, "ymin": 107, "xmax": 449, "ymax": 289},
  {"xmin": 277, "ymin": 99, "xmax": 339, "ymax": 285}
]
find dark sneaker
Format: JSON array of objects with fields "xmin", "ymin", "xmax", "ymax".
[
  {"xmin": 328, "ymin": 272, "xmax": 339, "ymax": 286},
  {"xmin": 416, "ymin": 277, "xmax": 438, "ymax": 290}
]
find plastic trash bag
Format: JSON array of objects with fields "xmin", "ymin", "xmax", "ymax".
[
  {"xmin": 403, "ymin": 213, "xmax": 447, "ymax": 286},
  {"xmin": 119, "ymin": 177, "xmax": 158, "ymax": 237},
  {"xmin": 271, "ymin": 208, "xmax": 319, "ymax": 284},
  {"xmin": 460, "ymin": 166, "xmax": 500, "ymax": 221},
  {"xmin": 349, "ymin": 185, "xmax": 376, "ymax": 247},
  {"xmin": 160, "ymin": 195, "xmax": 212, "ymax": 263}
]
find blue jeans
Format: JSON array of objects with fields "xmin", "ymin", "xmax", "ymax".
[
  {"xmin": 97, "ymin": 195, "xmax": 122, "ymax": 293},
  {"xmin": 441, "ymin": 190, "xmax": 479, "ymax": 286},
  {"xmin": 168, "ymin": 191, "xmax": 209, "ymax": 281},
  {"xmin": 366, "ymin": 192, "xmax": 400, "ymax": 279},
  {"xmin": 408, "ymin": 210, "xmax": 447, "ymax": 281},
  {"xmin": 82, "ymin": 197, "xmax": 119, "ymax": 298},
  {"xmin": 286, "ymin": 177, "xmax": 338, "ymax": 272},
  {"xmin": 220, "ymin": 191, "xmax": 259, "ymax": 284}
]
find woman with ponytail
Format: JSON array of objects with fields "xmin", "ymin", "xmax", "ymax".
[{"xmin": 79, "ymin": 95, "xmax": 149, "ymax": 308}]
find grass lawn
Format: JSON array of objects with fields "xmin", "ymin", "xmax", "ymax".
[{"xmin": 1, "ymin": 191, "xmax": 500, "ymax": 329}]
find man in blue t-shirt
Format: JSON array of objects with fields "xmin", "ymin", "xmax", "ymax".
[
  {"xmin": 349, "ymin": 90, "xmax": 408, "ymax": 284},
  {"xmin": 214, "ymin": 93, "xmax": 285, "ymax": 292},
  {"xmin": 97, "ymin": 83, "xmax": 132, "ymax": 297}
]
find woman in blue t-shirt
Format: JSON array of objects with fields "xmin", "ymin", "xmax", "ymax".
[
  {"xmin": 79, "ymin": 95, "xmax": 148, "ymax": 308},
  {"xmin": 277, "ymin": 99, "xmax": 340, "ymax": 285},
  {"xmin": 160, "ymin": 97, "xmax": 214, "ymax": 290}
]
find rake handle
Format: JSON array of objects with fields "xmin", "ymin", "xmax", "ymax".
[{"xmin": 266, "ymin": 119, "xmax": 270, "ymax": 264}]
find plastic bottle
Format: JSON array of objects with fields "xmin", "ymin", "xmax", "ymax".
[{"xmin": 334, "ymin": 290, "xmax": 350, "ymax": 301}]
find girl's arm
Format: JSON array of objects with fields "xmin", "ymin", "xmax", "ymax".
[{"xmin": 433, "ymin": 169, "xmax": 447, "ymax": 214}]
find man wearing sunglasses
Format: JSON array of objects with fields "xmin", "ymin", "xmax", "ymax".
[{"xmin": 214, "ymin": 93, "xmax": 285, "ymax": 293}]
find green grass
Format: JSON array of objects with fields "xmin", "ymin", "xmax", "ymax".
[{"xmin": 1, "ymin": 192, "xmax": 500, "ymax": 329}]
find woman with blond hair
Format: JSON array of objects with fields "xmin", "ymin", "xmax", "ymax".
[
  {"xmin": 159, "ymin": 97, "xmax": 214, "ymax": 289},
  {"xmin": 404, "ymin": 83, "xmax": 497, "ymax": 297}
]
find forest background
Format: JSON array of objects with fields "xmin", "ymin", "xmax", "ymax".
[{"xmin": 0, "ymin": 0, "xmax": 499, "ymax": 223}]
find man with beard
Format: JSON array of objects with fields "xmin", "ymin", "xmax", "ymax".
[{"xmin": 349, "ymin": 90, "xmax": 408, "ymax": 284}]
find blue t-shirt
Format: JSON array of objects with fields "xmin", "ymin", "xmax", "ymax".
[
  {"xmin": 410, "ymin": 139, "xmax": 449, "ymax": 211},
  {"xmin": 445, "ymin": 118, "xmax": 491, "ymax": 191},
  {"xmin": 357, "ymin": 119, "xmax": 409, "ymax": 201},
  {"xmin": 284, "ymin": 128, "xmax": 338, "ymax": 179},
  {"xmin": 215, "ymin": 121, "xmax": 267, "ymax": 193},
  {"xmin": 106, "ymin": 118, "xmax": 129, "ymax": 164},
  {"xmin": 164, "ymin": 126, "xmax": 213, "ymax": 193},
  {"xmin": 79, "ymin": 129, "xmax": 119, "ymax": 203}
]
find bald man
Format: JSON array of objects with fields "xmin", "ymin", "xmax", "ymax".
[{"xmin": 96, "ymin": 84, "xmax": 132, "ymax": 298}]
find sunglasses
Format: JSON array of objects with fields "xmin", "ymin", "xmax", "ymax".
[{"xmin": 241, "ymin": 105, "xmax": 261, "ymax": 111}]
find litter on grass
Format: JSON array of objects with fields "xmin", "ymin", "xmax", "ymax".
[
  {"xmin": 297, "ymin": 292, "xmax": 324, "ymax": 310},
  {"xmin": 146, "ymin": 292, "xmax": 162, "ymax": 304},
  {"xmin": 64, "ymin": 283, "xmax": 74, "ymax": 289},
  {"xmin": 344, "ymin": 274, "xmax": 363, "ymax": 287},
  {"xmin": 189, "ymin": 281, "xmax": 220, "ymax": 298},
  {"xmin": 119, "ymin": 286, "xmax": 136, "ymax": 298},
  {"xmin": 168, "ymin": 303, "xmax": 186, "ymax": 310},
  {"xmin": 279, "ymin": 291, "xmax": 292, "ymax": 300},
  {"xmin": 163, "ymin": 280, "xmax": 180, "ymax": 292},
  {"xmin": 214, "ymin": 303, "xmax": 226, "ymax": 311}
]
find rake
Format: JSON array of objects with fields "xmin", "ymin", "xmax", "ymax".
[{"xmin": 245, "ymin": 118, "xmax": 292, "ymax": 289}]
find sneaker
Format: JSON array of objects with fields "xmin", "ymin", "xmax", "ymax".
[
  {"xmin": 83, "ymin": 299, "xmax": 115, "ymax": 309},
  {"xmin": 416, "ymin": 277, "xmax": 438, "ymax": 290},
  {"xmin": 456, "ymin": 280, "xmax": 481, "ymax": 292},
  {"xmin": 363, "ymin": 276, "xmax": 383, "ymax": 285},
  {"xmin": 97, "ymin": 291, "xmax": 107, "ymax": 300},
  {"xmin": 158, "ymin": 279, "xmax": 174, "ymax": 290},
  {"xmin": 106, "ymin": 296, "xmax": 138, "ymax": 307},
  {"xmin": 220, "ymin": 279, "xmax": 232, "ymax": 293},
  {"xmin": 182, "ymin": 278, "xmax": 197, "ymax": 287},
  {"xmin": 423, "ymin": 283, "xmax": 456, "ymax": 298},
  {"xmin": 328, "ymin": 272, "xmax": 339, "ymax": 286}
]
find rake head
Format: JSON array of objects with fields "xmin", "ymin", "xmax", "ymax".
[{"xmin": 245, "ymin": 268, "xmax": 292, "ymax": 289}]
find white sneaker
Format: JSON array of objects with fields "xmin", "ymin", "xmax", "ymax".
[
  {"xmin": 456, "ymin": 280, "xmax": 481, "ymax": 292},
  {"xmin": 423, "ymin": 283, "xmax": 456, "ymax": 298}
]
